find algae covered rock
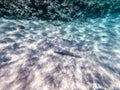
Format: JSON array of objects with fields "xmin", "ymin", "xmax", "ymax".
[{"xmin": 0, "ymin": 0, "xmax": 120, "ymax": 21}]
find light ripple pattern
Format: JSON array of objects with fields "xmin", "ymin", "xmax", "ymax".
[{"xmin": 0, "ymin": 14, "xmax": 120, "ymax": 90}]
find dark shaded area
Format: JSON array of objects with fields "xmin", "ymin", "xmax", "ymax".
[
  {"xmin": 27, "ymin": 49, "xmax": 40, "ymax": 66},
  {"xmin": 96, "ymin": 88, "xmax": 105, "ymax": 90},
  {"xmin": 16, "ymin": 67, "xmax": 33, "ymax": 90},
  {"xmin": 0, "ymin": 61, "xmax": 16, "ymax": 69},
  {"xmin": 0, "ymin": 0, "xmax": 120, "ymax": 21},
  {"xmin": 0, "ymin": 55, "xmax": 11, "ymax": 62},
  {"xmin": 0, "ymin": 51, "xmax": 11, "ymax": 63},
  {"xmin": 37, "ymin": 39, "xmax": 54, "ymax": 51},
  {"xmin": 45, "ymin": 74, "xmax": 61, "ymax": 88},
  {"xmin": 94, "ymin": 72, "xmax": 111, "ymax": 88}
]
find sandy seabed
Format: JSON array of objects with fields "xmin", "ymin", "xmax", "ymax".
[{"xmin": 0, "ymin": 14, "xmax": 120, "ymax": 90}]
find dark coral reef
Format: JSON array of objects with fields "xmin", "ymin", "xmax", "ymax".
[{"xmin": 0, "ymin": 0, "xmax": 120, "ymax": 21}]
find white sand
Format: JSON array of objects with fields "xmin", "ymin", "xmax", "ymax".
[{"xmin": 0, "ymin": 14, "xmax": 120, "ymax": 90}]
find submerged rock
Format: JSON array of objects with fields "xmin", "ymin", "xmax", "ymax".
[{"xmin": 0, "ymin": 0, "xmax": 120, "ymax": 21}]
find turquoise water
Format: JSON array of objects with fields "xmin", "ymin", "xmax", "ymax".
[{"xmin": 0, "ymin": 13, "xmax": 120, "ymax": 89}]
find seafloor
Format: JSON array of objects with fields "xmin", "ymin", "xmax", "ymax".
[{"xmin": 0, "ymin": 13, "xmax": 120, "ymax": 90}]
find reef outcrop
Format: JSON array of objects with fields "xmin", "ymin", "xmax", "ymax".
[{"xmin": 0, "ymin": 0, "xmax": 120, "ymax": 21}]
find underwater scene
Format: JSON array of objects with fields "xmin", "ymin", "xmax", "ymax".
[{"xmin": 0, "ymin": 0, "xmax": 120, "ymax": 90}]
